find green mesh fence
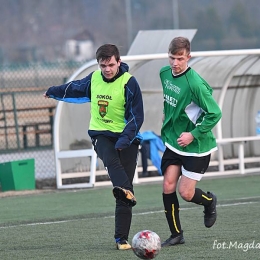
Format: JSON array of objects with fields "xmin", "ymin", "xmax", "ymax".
[{"xmin": 0, "ymin": 61, "xmax": 86, "ymax": 185}]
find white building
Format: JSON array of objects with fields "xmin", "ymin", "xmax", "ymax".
[{"xmin": 65, "ymin": 30, "xmax": 95, "ymax": 62}]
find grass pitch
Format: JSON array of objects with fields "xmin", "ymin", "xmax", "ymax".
[{"xmin": 0, "ymin": 174, "xmax": 259, "ymax": 259}]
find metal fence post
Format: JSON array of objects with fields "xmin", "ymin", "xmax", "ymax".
[{"xmin": 12, "ymin": 93, "xmax": 21, "ymax": 149}]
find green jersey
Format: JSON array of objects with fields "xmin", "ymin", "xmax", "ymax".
[{"xmin": 160, "ymin": 66, "xmax": 222, "ymax": 157}]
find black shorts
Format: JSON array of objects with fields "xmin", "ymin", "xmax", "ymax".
[{"xmin": 161, "ymin": 147, "xmax": 211, "ymax": 181}]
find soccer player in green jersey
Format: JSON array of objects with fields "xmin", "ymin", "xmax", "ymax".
[{"xmin": 159, "ymin": 37, "xmax": 222, "ymax": 246}]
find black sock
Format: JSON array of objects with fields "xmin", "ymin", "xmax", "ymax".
[
  {"xmin": 190, "ymin": 188, "xmax": 213, "ymax": 206},
  {"xmin": 163, "ymin": 192, "xmax": 182, "ymax": 237}
]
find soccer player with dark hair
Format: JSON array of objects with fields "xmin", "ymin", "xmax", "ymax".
[{"xmin": 44, "ymin": 44, "xmax": 144, "ymax": 250}]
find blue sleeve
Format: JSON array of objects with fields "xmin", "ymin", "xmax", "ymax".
[
  {"xmin": 115, "ymin": 76, "xmax": 144, "ymax": 149},
  {"xmin": 46, "ymin": 73, "xmax": 93, "ymax": 103}
]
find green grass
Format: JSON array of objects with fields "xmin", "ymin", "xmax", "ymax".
[{"xmin": 0, "ymin": 175, "xmax": 260, "ymax": 259}]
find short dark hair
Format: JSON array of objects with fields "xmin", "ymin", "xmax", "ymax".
[
  {"xmin": 95, "ymin": 44, "xmax": 120, "ymax": 63},
  {"xmin": 168, "ymin": 37, "xmax": 190, "ymax": 55}
]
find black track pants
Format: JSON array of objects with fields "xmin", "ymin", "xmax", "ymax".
[
  {"xmin": 92, "ymin": 135, "xmax": 138, "ymax": 191},
  {"xmin": 92, "ymin": 135, "xmax": 139, "ymax": 241}
]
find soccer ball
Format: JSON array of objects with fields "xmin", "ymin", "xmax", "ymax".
[{"xmin": 132, "ymin": 230, "xmax": 161, "ymax": 259}]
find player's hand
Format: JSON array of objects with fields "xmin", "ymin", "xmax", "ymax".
[
  {"xmin": 43, "ymin": 92, "xmax": 49, "ymax": 98},
  {"xmin": 177, "ymin": 132, "xmax": 194, "ymax": 147}
]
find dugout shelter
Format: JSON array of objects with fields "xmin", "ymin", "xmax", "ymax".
[{"xmin": 53, "ymin": 30, "xmax": 260, "ymax": 189}]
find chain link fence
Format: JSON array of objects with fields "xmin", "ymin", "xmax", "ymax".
[{"xmin": 0, "ymin": 61, "xmax": 86, "ymax": 188}]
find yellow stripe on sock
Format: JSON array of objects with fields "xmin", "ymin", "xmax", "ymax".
[
  {"xmin": 172, "ymin": 204, "xmax": 180, "ymax": 233},
  {"xmin": 202, "ymin": 194, "xmax": 213, "ymax": 201}
]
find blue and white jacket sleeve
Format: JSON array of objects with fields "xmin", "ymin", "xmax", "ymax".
[
  {"xmin": 115, "ymin": 76, "xmax": 144, "ymax": 150},
  {"xmin": 45, "ymin": 73, "xmax": 93, "ymax": 103}
]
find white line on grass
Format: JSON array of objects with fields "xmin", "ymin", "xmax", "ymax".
[
  {"xmin": 118, "ymin": 201, "xmax": 259, "ymax": 217},
  {"xmin": 0, "ymin": 201, "xmax": 258, "ymax": 229}
]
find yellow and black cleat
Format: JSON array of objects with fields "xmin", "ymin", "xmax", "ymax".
[
  {"xmin": 116, "ymin": 240, "xmax": 132, "ymax": 250},
  {"xmin": 113, "ymin": 186, "xmax": 137, "ymax": 207}
]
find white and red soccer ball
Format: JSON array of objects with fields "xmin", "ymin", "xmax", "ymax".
[{"xmin": 132, "ymin": 230, "xmax": 161, "ymax": 259}]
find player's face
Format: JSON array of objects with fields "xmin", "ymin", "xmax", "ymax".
[
  {"xmin": 98, "ymin": 56, "xmax": 121, "ymax": 79},
  {"xmin": 168, "ymin": 49, "xmax": 191, "ymax": 75}
]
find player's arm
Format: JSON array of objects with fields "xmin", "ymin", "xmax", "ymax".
[
  {"xmin": 44, "ymin": 73, "xmax": 93, "ymax": 104},
  {"xmin": 115, "ymin": 76, "xmax": 144, "ymax": 150},
  {"xmin": 190, "ymin": 83, "xmax": 222, "ymax": 139}
]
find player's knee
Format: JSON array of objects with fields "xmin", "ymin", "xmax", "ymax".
[
  {"xmin": 163, "ymin": 181, "xmax": 176, "ymax": 194},
  {"xmin": 178, "ymin": 187, "xmax": 193, "ymax": 201}
]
